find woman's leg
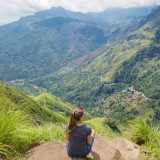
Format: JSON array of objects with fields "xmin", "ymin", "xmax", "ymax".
[
  {"xmin": 66, "ymin": 141, "xmax": 69, "ymax": 152},
  {"xmin": 91, "ymin": 129, "xmax": 95, "ymax": 138}
]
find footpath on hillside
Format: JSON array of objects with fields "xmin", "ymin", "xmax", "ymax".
[{"xmin": 24, "ymin": 133, "xmax": 140, "ymax": 160}]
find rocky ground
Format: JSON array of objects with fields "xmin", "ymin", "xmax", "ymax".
[{"xmin": 24, "ymin": 133, "xmax": 140, "ymax": 160}]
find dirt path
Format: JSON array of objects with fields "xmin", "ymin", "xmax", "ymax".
[
  {"xmin": 135, "ymin": 91, "xmax": 158, "ymax": 101},
  {"xmin": 24, "ymin": 133, "xmax": 140, "ymax": 160}
]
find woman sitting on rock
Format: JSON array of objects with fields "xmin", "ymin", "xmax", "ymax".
[{"xmin": 65, "ymin": 106, "xmax": 95, "ymax": 158}]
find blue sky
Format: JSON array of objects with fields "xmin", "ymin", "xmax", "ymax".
[{"xmin": 0, "ymin": 0, "xmax": 160, "ymax": 25}]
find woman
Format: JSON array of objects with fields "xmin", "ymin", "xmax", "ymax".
[{"xmin": 65, "ymin": 106, "xmax": 95, "ymax": 158}]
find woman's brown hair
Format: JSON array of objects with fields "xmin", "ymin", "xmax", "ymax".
[{"xmin": 67, "ymin": 106, "xmax": 84, "ymax": 134}]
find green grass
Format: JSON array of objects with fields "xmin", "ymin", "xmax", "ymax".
[
  {"xmin": 0, "ymin": 97, "xmax": 66, "ymax": 159},
  {"xmin": 31, "ymin": 92, "xmax": 92, "ymax": 120},
  {"xmin": 0, "ymin": 81, "xmax": 71, "ymax": 123},
  {"xmin": 84, "ymin": 117, "xmax": 108, "ymax": 134},
  {"xmin": 0, "ymin": 82, "xmax": 70, "ymax": 158},
  {"xmin": 31, "ymin": 93, "xmax": 74, "ymax": 117},
  {"xmin": 126, "ymin": 117, "xmax": 160, "ymax": 160},
  {"xmin": 84, "ymin": 117, "xmax": 121, "ymax": 140}
]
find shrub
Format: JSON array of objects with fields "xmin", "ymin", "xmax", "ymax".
[
  {"xmin": 126, "ymin": 117, "xmax": 160, "ymax": 159},
  {"xmin": 103, "ymin": 118, "xmax": 120, "ymax": 132}
]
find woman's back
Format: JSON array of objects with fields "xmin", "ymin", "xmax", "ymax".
[
  {"xmin": 65, "ymin": 107, "xmax": 95, "ymax": 158},
  {"xmin": 66, "ymin": 124, "xmax": 91, "ymax": 155}
]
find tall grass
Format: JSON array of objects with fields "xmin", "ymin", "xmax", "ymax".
[
  {"xmin": 0, "ymin": 97, "xmax": 65, "ymax": 159},
  {"xmin": 126, "ymin": 117, "xmax": 160, "ymax": 159},
  {"xmin": 0, "ymin": 97, "xmax": 28, "ymax": 158}
]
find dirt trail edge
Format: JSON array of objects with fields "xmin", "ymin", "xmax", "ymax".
[{"xmin": 24, "ymin": 133, "xmax": 140, "ymax": 160}]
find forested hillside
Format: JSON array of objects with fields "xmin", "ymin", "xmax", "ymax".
[
  {"xmin": 25, "ymin": 6, "xmax": 160, "ymax": 119},
  {"xmin": 1, "ymin": 5, "xmax": 159, "ymax": 124},
  {"xmin": 0, "ymin": 9, "xmax": 107, "ymax": 80},
  {"xmin": 0, "ymin": 6, "xmax": 155, "ymax": 81}
]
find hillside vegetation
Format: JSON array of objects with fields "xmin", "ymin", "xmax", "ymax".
[
  {"xmin": 0, "ymin": 81, "xmax": 76, "ymax": 123},
  {"xmin": 0, "ymin": 97, "xmax": 66, "ymax": 159},
  {"xmin": 1, "ymin": 85, "xmax": 160, "ymax": 159},
  {"xmin": 27, "ymin": 7, "xmax": 160, "ymax": 117},
  {"xmin": 0, "ymin": 5, "xmax": 160, "ymax": 160},
  {"xmin": 0, "ymin": 6, "xmax": 155, "ymax": 81}
]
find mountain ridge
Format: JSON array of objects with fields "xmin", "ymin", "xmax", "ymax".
[{"xmin": 24, "ymin": 6, "xmax": 160, "ymax": 118}]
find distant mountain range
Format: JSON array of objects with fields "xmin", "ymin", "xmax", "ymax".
[
  {"xmin": 24, "ymin": 6, "xmax": 160, "ymax": 113},
  {"xmin": 0, "ymin": 6, "xmax": 156, "ymax": 80},
  {"xmin": 19, "ymin": 6, "xmax": 156, "ymax": 26},
  {"xmin": 86, "ymin": 6, "xmax": 156, "ymax": 25},
  {"xmin": 0, "ymin": 5, "xmax": 160, "ymax": 120},
  {"xmin": 0, "ymin": 11, "xmax": 107, "ymax": 80}
]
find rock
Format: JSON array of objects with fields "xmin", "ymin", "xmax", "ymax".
[
  {"xmin": 142, "ymin": 150, "xmax": 149, "ymax": 154},
  {"xmin": 109, "ymin": 137, "xmax": 139, "ymax": 160},
  {"xmin": 87, "ymin": 133, "xmax": 124, "ymax": 160},
  {"xmin": 24, "ymin": 134, "xmax": 139, "ymax": 160},
  {"xmin": 24, "ymin": 140, "xmax": 75, "ymax": 160}
]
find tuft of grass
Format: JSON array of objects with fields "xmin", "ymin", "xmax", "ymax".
[
  {"xmin": 0, "ymin": 97, "xmax": 29, "ymax": 157},
  {"xmin": 0, "ymin": 97, "xmax": 65, "ymax": 159},
  {"xmin": 126, "ymin": 117, "xmax": 160, "ymax": 159},
  {"xmin": 25, "ymin": 124, "xmax": 65, "ymax": 144}
]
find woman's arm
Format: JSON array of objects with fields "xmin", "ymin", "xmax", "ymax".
[
  {"xmin": 87, "ymin": 129, "xmax": 95, "ymax": 144},
  {"xmin": 66, "ymin": 133, "xmax": 70, "ymax": 141},
  {"xmin": 87, "ymin": 135, "xmax": 91, "ymax": 144}
]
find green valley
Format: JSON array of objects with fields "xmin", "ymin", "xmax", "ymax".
[
  {"xmin": 0, "ymin": 5, "xmax": 160, "ymax": 160},
  {"xmin": 22, "ymin": 7, "xmax": 160, "ymax": 116}
]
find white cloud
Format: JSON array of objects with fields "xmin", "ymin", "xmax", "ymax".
[
  {"xmin": 27, "ymin": 0, "xmax": 160, "ymax": 12},
  {"xmin": 0, "ymin": 0, "xmax": 160, "ymax": 25}
]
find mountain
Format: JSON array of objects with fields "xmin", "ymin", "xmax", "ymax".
[
  {"xmin": 86, "ymin": 6, "xmax": 156, "ymax": 26},
  {"xmin": 0, "ymin": 6, "xmax": 155, "ymax": 81},
  {"xmin": 0, "ymin": 8, "xmax": 108, "ymax": 81},
  {"xmin": 1, "ymin": 6, "xmax": 160, "ymax": 158},
  {"xmin": 19, "ymin": 6, "xmax": 89, "ymax": 24},
  {"xmin": 1, "ymin": 5, "xmax": 160, "ymax": 121},
  {"xmin": 23, "ymin": 6, "xmax": 160, "ymax": 121},
  {"xmin": 19, "ymin": 6, "xmax": 155, "ymax": 26}
]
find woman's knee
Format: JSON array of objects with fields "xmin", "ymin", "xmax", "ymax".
[{"xmin": 91, "ymin": 129, "xmax": 95, "ymax": 138}]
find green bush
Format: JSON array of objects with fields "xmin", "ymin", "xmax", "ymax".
[
  {"xmin": 126, "ymin": 117, "xmax": 160, "ymax": 159},
  {"xmin": 103, "ymin": 118, "xmax": 120, "ymax": 132}
]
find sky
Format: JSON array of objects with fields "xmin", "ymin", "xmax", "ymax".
[{"xmin": 0, "ymin": 0, "xmax": 160, "ymax": 25}]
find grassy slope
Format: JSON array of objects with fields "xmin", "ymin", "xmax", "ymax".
[
  {"xmin": 32, "ymin": 93, "xmax": 75, "ymax": 116},
  {"xmin": 0, "ymin": 96, "xmax": 66, "ymax": 159},
  {"xmin": 0, "ymin": 81, "xmax": 68, "ymax": 123},
  {"xmin": 31, "ymin": 93, "xmax": 92, "ymax": 120},
  {"xmin": 84, "ymin": 117, "xmax": 122, "ymax": 140}
]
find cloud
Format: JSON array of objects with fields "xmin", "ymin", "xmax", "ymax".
[
  {"xmin": 25, "ymin": 0, "xmax": 160, "ymax": 12},
  {"xmin": 0, "ymin": 0, "xmax": 160, "ymax": 25}
]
